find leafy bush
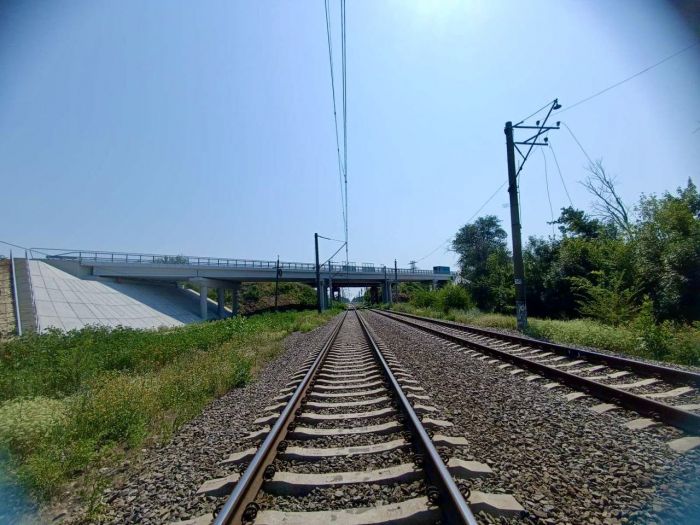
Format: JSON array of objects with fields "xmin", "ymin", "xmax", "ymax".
[
  {"xmin": 436, "ymin": 284, "xmax": 472, "ymax": 312},
  {"xmin": 408, "ymin": 284, "xmax": 472, "ymax": 312},
  {"xmin": 572, "ymin": 270, "xmax": 639, "ymax": 326},
  {"xmin": 0, "ymin": 309, "xmax": 339, "ymax": 498},
  {"xmin": 411, "ymin": 289, "xmax": 438, "ymax": 309}
]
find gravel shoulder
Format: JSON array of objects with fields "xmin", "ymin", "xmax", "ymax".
[
  {"xmin": 55, "ymin": 314, "xmax": 342, "ymax": 525},
  {"xmin": 390, "ymin": 309, "xmax": 700, "ymax": 375},
  {"xmin": 365, "ymin": 311, "xmax": 700, "ymax": 525}
]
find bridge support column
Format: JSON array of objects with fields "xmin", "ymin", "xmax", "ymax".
[
  {"xmin": 217, "ymin": 288, "xmax": 225, "ymax": 319},
  {"xmin": 200, "ymin": 285, "xmax": 208, "ymax": 320},
  {"xmin": 320, "ymin": 280, "xmax": 329, "ymax": 311},
  {"xmin": 370, "ymin": 286, "xmax": 379, "ymax": 304},
  {"xmin": 230, "ymin": 283, "xmax": 240, "ymax": 317}
]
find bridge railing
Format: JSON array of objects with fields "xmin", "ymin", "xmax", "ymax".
[{"xmin": 31, "ymin": 248, "xmax": 448, "ymax": 276}]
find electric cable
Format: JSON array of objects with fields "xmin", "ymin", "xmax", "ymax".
[
  {"xmin": 323, "ymin": 0, "xmax": 347, "ymax": 235},
  {"xmin": 413, "ymin": 180, "xmax": 508, "ymax": 263},
  {"xmin": 562, "ymin": 122, "xmax": 595, "ymax": 165},
  {"xmin": 541, "ymin": 149, "xmax": 556, "ymax": 236},
  {"xmin": 515, "ymin": 99, "xmax": 557, "ymax": 127},
  {"xmin": 341, "ymin": 0, "xmax": 349, "ymax": 267},
  {"xmin": 556, "ymin": 41, "xmax": 699, "ymax": 114},
  {"xmin": 548, "ymin": 144, "xmax": 573, "ymax": 207}
]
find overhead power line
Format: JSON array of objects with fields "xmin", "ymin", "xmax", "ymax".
[
  {"xmin": 562, "ymin": 122, "xmax": 595, "ymax": 165},
  {"xmin": 515, "ymin": 99, "xmax": 558, "ymax": 127},
  {"xmin": 547, "ymin": 144, "xmax": 573, "ymax": 207},
  {"xmin": 413, "ymin": 180, "xmax": 508, "ymax": 263},
  {"xmin": 557, "ymin": 41, "xmax": 699, "ymax": 114},
  {"xmin": 340, "ymin": 0, "xmax": 349, "ymax": 267},
  {"xmin": 541, "ymin": 149, "xmax": 555, "ymax": 235},
  {"xmin": 414, "ymin": 237, "xmax": 452, "ymax": 263},
  {"xmin": 323, "ymin": 0, "xmax": 346, "ymax": 238}
]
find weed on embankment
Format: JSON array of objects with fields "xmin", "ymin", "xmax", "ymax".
[
  {"xmin": 390, "ymin": 303, "xmax": 700, "ymax": 367},
  {"xmin": 0, "ymin": 309, "xmax": 339, "ymax": 499}
]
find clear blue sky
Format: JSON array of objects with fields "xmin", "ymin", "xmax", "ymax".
[{"xmin": 1, "ymin": 1, "xmax": 698, "ymax": 270}]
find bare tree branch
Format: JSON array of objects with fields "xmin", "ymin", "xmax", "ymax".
[{"xmin": 582, "ymin": 160, "xmax": 631, "ymax": 234}]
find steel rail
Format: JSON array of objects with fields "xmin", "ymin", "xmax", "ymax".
[
  {"xmin": 355, "ymin": 310, "xmax": 478, "ymax": 525},
  {"xmin": 213, "ymin": 311, "xmax": 347, "ymax": 525},
  {"xmin": 375, "ymin": 310, "xmax": 700, "ymax": 435},
  {"xmin": 383, "ymin": 310, "xmax": 700, "ymax": 387}
]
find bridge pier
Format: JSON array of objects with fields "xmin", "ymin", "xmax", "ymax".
[
  {"xmin": 230, "ymin": 283, "xmax": 240, "ymax": 317},
  {"xmin": 200, "ymin": 285, "xmax": 208, "ymax": 320},
  {"xmin": 217, "ymin": 288, "xmax": 225, "ymax": 319},
  {"xmin": 370, "ymin": 286, "xmax": 379, "ymax": 304},
  {"xmin": 321, "ymin": 280, "xmax": 329, "ymax": 311}
]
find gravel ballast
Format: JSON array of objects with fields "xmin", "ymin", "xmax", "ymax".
[
  {"xmin": 364, "ymin": 310, "xmax": 700, "ymax": 525},
  {"xmin": 58, "ymin": 315, "xmax": 343, "ymax": 524}
]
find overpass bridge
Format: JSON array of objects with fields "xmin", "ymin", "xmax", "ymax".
[{"xmin": 35, "ymin": 249, "xmax": 454, "ymax": 319}]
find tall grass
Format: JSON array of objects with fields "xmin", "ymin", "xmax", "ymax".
[
  {"xmin": 0, "ymin": 309, "xmax": 338, "ymax": 499},
  {"xmin": 391, "ymin": 303, "xmax": 700, "ymax": 366}
]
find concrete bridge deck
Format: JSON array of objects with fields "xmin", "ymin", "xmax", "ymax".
[
  {"xmin": 11, "ymin": 249, "xmax": 454, "ymax": 331},
  {"xmin": 39, "ymin": 250, "xmax": 453, "ymax": 287}
]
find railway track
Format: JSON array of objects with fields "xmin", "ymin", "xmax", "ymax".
[
  {"xmin": 178, "ymin": 309, "xmax": 525, "ymax": 525},
  {"xmin": 374, "ymin": 309, "xmax": 700, "ymax": 450}
]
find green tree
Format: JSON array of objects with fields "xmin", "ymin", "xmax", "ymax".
[
  {"xmin": 634, "ymin": 179, "xmax": 700, "ymax": 321},
  {"xmin": 452, "ymin": 216, "xmax": 513, "ymax": 311}
]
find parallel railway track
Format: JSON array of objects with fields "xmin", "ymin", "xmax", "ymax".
[
  {"xmin": 180, "ymin": 309, "xmax": 526, "ymax": 525},
  {"xmin": 374, "ymin": 309, "xmax": 700, "ymax": 443}
]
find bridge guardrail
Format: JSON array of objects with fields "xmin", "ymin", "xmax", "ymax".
[{"xmin": 31, "ymin": 248, "xmax": 455, "ymax": 277}]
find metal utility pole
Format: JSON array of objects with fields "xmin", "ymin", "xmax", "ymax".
[
  {"xmin": 505, "ymin": 99, "xmax": 561, "ymax": 331},
  {"xmin": 274, "ymin": 255, "xmax": 280, "ymax": 312},
  {"xmin": 315, "ymin": 233, "xmax": 321, "ymax": 313}
]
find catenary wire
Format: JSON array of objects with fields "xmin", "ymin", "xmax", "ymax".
[
  {"xmin": 317, "ymin": 234, "xmax": 345, "ymax": 243},
  {"xmin": 323, "ymin": 0, "xmax": 347, "ymax": 237},
  {"xmin": 341, "ymin": 0, "xmax": 349, "ymax": 266}
]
